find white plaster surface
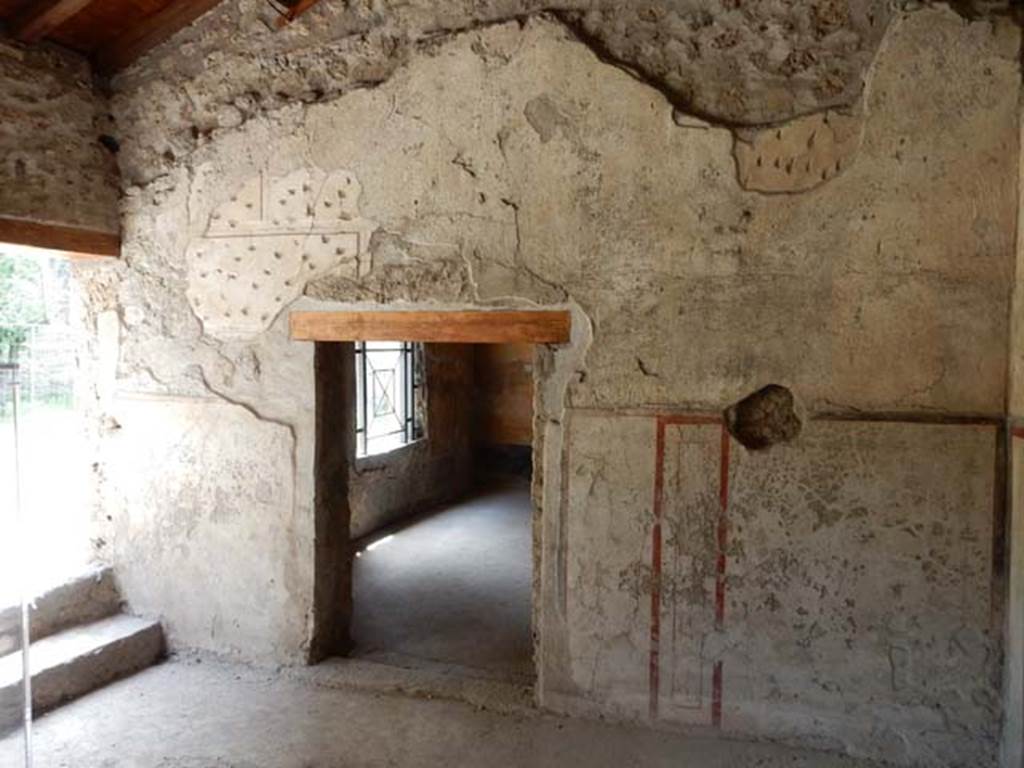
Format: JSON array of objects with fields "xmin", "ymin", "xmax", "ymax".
[
  {"xmin": 97, "ymin": 393, "xmax": 305, "ymax": 661},
  {"xmin": 554, "ymin": 416, "xmax": 1000, "ymax": 766},
  {"xmin": 1005, "ymin": 435, "xmax": 1024, "ymax": 768},
  {"xmin": 724, "ymin": 422, "xmax": 999, "ymax": 766},
  {"xmin": 187, "ymin": 168, "xmax": 376, "ymax": 338}
]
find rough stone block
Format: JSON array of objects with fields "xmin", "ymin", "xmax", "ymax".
[
  {"xmin": 0, "ymin": 615, "xmax": 163, "ymax": 726},
  {"xmin": 0, "ymin": 567, "xmax": 120, "ymax": 656}
]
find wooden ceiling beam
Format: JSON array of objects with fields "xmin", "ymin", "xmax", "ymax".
[
  {"xmin": 0, "ymin": 217, "xmax": 120, "ymax": 259},
  {"xmin": 274, "ymin": 0, "xmax": 325, "ymax": 29},
  {"xmin": 10, "ymin": 0, "xmax": 97, "ymax": 43},
  {"xmin": 290, "ymin": 310, "xmax": 572, "ymax": 344},
  {"xmin": 93, "ymin": 0, "xmax": 224, "ymax": 75}
]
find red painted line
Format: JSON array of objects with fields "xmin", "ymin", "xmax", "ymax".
[
  {"xmin": 659, "ymin": 413, "xmax": 722, "ymax": 427},
  {"xmin": 712, "ymin": 425, "xmax": 730, "ymax": 728},
  {"xmin": 649, "ymin": 415, "xmax": 730, "ymax": 725},
  {"xmin": 649, "ymin": 416, "xmax": 667, "ymax": 721},
  {"xmin": 711, "ymin": 660, "xmax": 723, "ymax": 728},
  {"xmin": 715, "ymin": 425, "xmax": 730, "ymax": 628},
  {"xmin": 718, "ymin": 425, "xmax": 730, "ymax": 520},
  {"xmin": 1012, "ymin": 426, "xmax": 1024, "ymax": 439}
]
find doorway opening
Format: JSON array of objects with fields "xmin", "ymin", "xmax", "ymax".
[
  {"xmin": 304, "ymin": 310, "xmax": 570, "ymax": 684},
  {"xmin": 0, "ymin": 244, "xmax": 92, "ymax": 607},
  {"xmin": 351, "ymin": 342, "xmax": 533, "ymax": 680}
]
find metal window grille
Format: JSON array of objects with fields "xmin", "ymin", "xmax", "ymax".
[{"xmin": 355, "ymin": 341, "xmax": 423, "ymax": 458}]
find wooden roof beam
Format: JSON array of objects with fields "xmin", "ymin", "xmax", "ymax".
[
  {"xmin": 93, "ymin": 0, "xmax": 224, "ymax": 74},
  {"xmin": 10, "ymin": 0, "xmax": 97, "ymax": 43},
  {"xmin": 274, "ymin": 0, "xmax": 325, "ymax": 29},
  {"xmin": 0, "ymin": 217, "xmax": 120, "ymax": 260}
]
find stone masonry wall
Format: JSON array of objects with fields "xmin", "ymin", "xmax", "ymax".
[
  {"xmin": 0, "ymin": 39, "xmax": 118, "ymax": 233},
  {"xmin": 61, "ymin": 4, "xmax": 1022, "ymax": 766}
]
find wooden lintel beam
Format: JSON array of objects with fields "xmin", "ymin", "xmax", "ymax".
[
  {"xmin": 93, "ymin": 0, "xmax": 224, "ymax": 75},
  {"xmin": 275, "ymin": 0, "xmax": 325, "ymax": 28},
  {"xmin": 290, "ymin": 310, "xmax": 572, "ymax": 344},
  {"xmin": 10, "ymin": 0, "xmax": 96, "ymax": 43},
  {"xmin": 0, "ymin": 217, "xmax": 120, "ymax": 259}
]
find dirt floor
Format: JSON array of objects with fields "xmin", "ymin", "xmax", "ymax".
[
  {"xmin": 0, "ymin": 655, "xmax": 888, "ymax": 768},
  {"xmin": 351, "ymin": 479, "xmax": 533, "ymax": 682}
]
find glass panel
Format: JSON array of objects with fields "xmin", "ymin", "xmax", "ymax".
[
  {"xmin": 364, "ymin": 342, "xmax": 407, "ymax": 456},
  {"xmin": 355, "ymin": 341, "xmax": 425, "ymax": 458}
]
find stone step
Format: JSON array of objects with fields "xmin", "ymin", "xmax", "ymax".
[
  {"xmin": 0, "ymin": 567, "xmax": 121, "ymax": 656},
  {"xmin": 0, "ymin": 614, "xmax": 164, "ymax": 731}
]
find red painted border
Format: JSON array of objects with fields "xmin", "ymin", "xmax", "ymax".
[
  {"xmin": 712, "ymin": 424, "xmax": 731, "ymax": 728},
  {"xmin": 660, "ymin": 413, "xmax": 721, "ymax": 426},
  {"xmin": 649, "ymin": 414, "xmax": 729, "ymax": 723},
  {"xmin": 649, "ymin": 417, "xmax": 667, "ymax": 720},
  {"xmin": 715, "ymin": 425, "xmax": 730, "ymax": 629},
  {"xmin": 711, "ymin": 661, "xmax": 724, "ymax": 727}
]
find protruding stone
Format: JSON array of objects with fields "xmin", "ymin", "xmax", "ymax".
[{"xmin": 725, "ymin": 384, "xmax": 802, "ymax": 450}]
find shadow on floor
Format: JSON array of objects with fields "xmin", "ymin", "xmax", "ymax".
[{"xmin": 351, "ymin": 476, "xmax": 534, "ymax": 683}]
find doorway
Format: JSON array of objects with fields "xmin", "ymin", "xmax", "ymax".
[
  {"xmin": 302, "ymin": 310, "xmax": 570, "ymax": 683},
  {"xmin": 0, "ymin": 245, "xmax": 92, "ymax": 606},
  {"xmin": 351, "ymin": 342, "xmax": 533, "ymax": 680}
]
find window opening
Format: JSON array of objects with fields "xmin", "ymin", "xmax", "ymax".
[{"xmin": 355, "ymin": 341, "xmax": 424, "ymax": 458}]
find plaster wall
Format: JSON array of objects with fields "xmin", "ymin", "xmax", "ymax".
[
  {"xmin": 108, "ymin": 0, "xmax": 896, "ymax": 187},
  {"xmin": 1003, "ymin": 113, "xmax": 1024, "ymax": 768},
  {"xmin": 66, "ymin": 4, "xmax": 1021, "ymax": 766},
  {"xmin": 475, "ymin": 344, "xmax": 534, "ymax": 448},
  {"xmin": 0, "ymin": 39, "xmax": 118, "ymax": 233},
  {"xmin": 554, "ymin": 414, "xmax": 999, "ymax": 766},
  {"xmin": 1006, "ymin": 433, "xmax": 1024, "ymax": 768}
]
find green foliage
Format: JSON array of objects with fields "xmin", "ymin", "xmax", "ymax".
[{"xmin": 0, "ymin": 253, "xmax": 46, "ymax": 362}]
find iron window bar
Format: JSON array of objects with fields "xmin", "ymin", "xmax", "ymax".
[{"xmin": 355, "ymin": 342, "xmax": 422, "ymax": 458}]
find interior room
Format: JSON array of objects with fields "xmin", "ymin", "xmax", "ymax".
[
  {"xmin": 343, "ymin": 340, "xmax": 536, "ymax": 681},
  {"xmin": 0, "ymin": 2, "xmax": 1023, "ymax": 767}
]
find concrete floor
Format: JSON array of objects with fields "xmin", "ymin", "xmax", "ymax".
[
  {"xmin": 351, "ymin": 478, "xmax": 533, "ymax": 681},
  {"xmin": 0, "ymin": 655, "xmax": 887, "ymax": 768}
]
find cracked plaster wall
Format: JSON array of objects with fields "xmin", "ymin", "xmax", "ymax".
[
  {"xmin": 1004, "ymin": 107, "xmax": 1024, "ymax": 768},
  {"xmin": 0, "ymin": 39, "xmax": 118, "ymax": 233},
  {"xmin": 56, "ymin": 3, "xmax": 1023, "ymax": 766},
  {"xmin": 558, "ymin": 415, "xmax": 1000, "ymax": 766},
  {"xmin": 107, "ymin": 0, "xmax": 898, "ymax": 188},
  {"xmin": 1006, "ymin": 431, "xmax": 1024, "ymax": 768}
]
